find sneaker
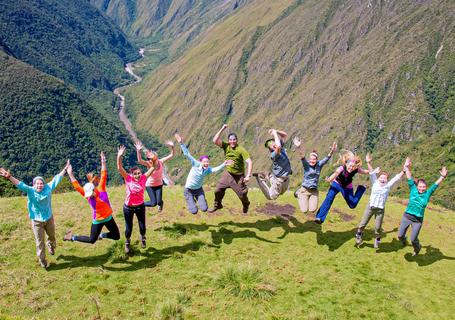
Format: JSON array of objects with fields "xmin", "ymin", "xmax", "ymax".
[
  {"xmin": 314, "ymin": 218, "xmax": 322, "ymax": 224},
  {"xmin": 208, "ymin": 206, "xmax": 223, "ymax": 213},
  {"xmin": 355, "ymin": 233, "xmax": 363, "ymax": 245},
  {"xmin": 63, "ymin": 230, "xmax": 73, "ymax": 241},
  {"xmin": 98, "ymin": 233, "xmax": 105, "ymax": 240},
  {"xmin": 141, "ymin": 236, "xmax": 146, "ymax": 248},
  {"xmin": 374, "ymin": 237, "xmax": 381, "ymax": 249},
  {"xmin": 158, "ymin": 203, "xmax": 164, "ymax": 212},
  {"xmin": 125, "ymin": 241, "xmax": 131, "ymax": 254},
  {"xmin": 412, "ymin": 243, "xmax": 422, "ymax": 256},
  {"xmin": 39, "ymin": 259, "xmax": 49, "ymax": 269},
  {"xmin": 47, "ymin": 243, "xmax": 55, "ymax": 255}
]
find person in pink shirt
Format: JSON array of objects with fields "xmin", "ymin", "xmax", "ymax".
[
  {"xmin": 117, "ymin": 145, "xmax": 156, "ymax": 254},
  {"xmin": 134, "ymin": 141, "xmax": 174, "ymax": 212}
]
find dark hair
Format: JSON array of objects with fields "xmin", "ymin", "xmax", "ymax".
[
  {"xmin": 228, "ymin": 133, "xmax": 238, "ymax": 140},
  {"xmin": 416, "ymin": 178, "xmax": 427, "ymax": 186},
  {"xmin": 129, "ymin": 166, "xmax": 141, "ymax": 174},
  {"xmin": 264, "ymin": 139, "xmax": 274, "ymax": 148}
]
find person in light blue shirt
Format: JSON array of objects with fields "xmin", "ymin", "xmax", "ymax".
[
  {"xmin": 0, "ymin": 161, "xmax": 68, "ymax": 268},
  {"xmin": 175, "ymin": 133, "xmax": 232, "ymax": 214}
]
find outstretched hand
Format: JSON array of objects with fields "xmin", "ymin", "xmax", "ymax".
[
  {"xmin": 117, "ymin": 145, "xmax": 126, "ymax": 157},
  {"xmin": 440, "ymin": 166, "xmax": 448, "ymax": 177},
  {"xmin": 100, "ymin": 151, "xmax": 106, "ymax": 162},
  {"xmin": 165, "ymin": 140, "xmax": 174, "ymax": 148},
  {"xmin": 0, "ymin": 168, "xmax": 11, "ymax": 179},
  {"xmin": 331, "ymin": 142, "xmax": 337, "ymax": 153},
  {"xmin": 365, "ymin": 152, "xmax": 372, "ymax": 163},
  {"xmin": 174, "ymin": 133, "xmax": 183, "ymax": 144},
  {"xmin": 404, "ymin": 157, "xmax": 411, "ymax": 169},
  {"xmin": 293, "ymin": 136, "xmax": 301, "ymax": 147},
  {"xmin": 67, "ymin": 163, "xmax": 73, "ymax": 175},
  {"xmin": 134, "ymin": 141, "xmax": 143, "ymax": 151},
  {"xmin": 221, "ymin": 124, "xmax": 228, "ymax": 131}
]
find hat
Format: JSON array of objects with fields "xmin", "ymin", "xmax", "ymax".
[
  {"xmin": 83, "ymin": 183, "xmax": 95, "ymax": 198},
  {"xmin": 33, "ymin": 176, "xmax": 45, "ymax": 185}
]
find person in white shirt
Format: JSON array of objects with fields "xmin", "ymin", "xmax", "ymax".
[{"xmin": 355, "ymin": 154, "xmax": 405, "ymax": 248}]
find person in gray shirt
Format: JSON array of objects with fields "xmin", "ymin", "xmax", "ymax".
[
  {"xmin": 253, "ymin": 129, "xmax": 292, "ymax": 200},
  {"xmin": 293, "ymin": 137, "xmax": 337, "ymax": 214}
]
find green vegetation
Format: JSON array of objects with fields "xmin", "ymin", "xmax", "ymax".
[
  {"xmin": 0, "ymin": 52, "xmax": 138, "ymax": 191},
  {"xmin": 0, "ymin": 185, "xmax": 454, "ymax": 319},
  {"xmin": 0, "ymin": 0, "xmax": 138, "ymax": 92}
]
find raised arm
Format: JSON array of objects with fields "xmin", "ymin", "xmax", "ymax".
[
  {"xmin": 67, "ymin": 162, "xmax": 85, "ymax": 196},
  {"xmin": 293, "ymin": 136, "xmax": 305, "ymax": 159},
  {"xmin": 435, "ymin": 166, "xmax": 448, "ymax": 186},
  {"xmin": 244, "ymin": 158, "xmax": 253, "ymax": 183},
  {"xmin": 403, "ymin": 157, "xmax": 412, "ymax": 180},
  {"xmin": 269, "ymin": 129, "xmax": 282, "ymax": 155},
  {"xmin": 326, "ymin": 166, "xmax": 343, "ymax": 183},
  {"xmin": 160, "ymin": 141, "xmax": 175, "ymax": 163},
  {"xmin": 357, "ymin": 167, "xmax": 370, "ymax": 175},
  {"xmin": 273, "ymin": 129, "xmax": 288, "ymax": 141},
  {"xmin": 211, "ymin": 160, "xmax": 233, "ymax": 174},
  {"xmin": 175, "ymin": 133, "xmax": 198, "ymax": 166},
  {"xmin": 58, "ymin": 160, "xmax": 70, "ymax": 177},
  {"xmin": 144, "ymin": 160, "xmax": 157, "ymax": 178},
  {"xmin": 116, "ymin": 145, "xmax": 128, "ymax": 179},
  {"xmin": 99, "ymin": 152, "xmax": 108, "ymax": 190},
  {"xmin": 213, "ymin": 124, "xmax": 227, "ymax": 148},
  {"xmin": 134, "ymin": 141, "xmax": 150, "ymax": 167},
  {"xmin": 0, "ymin": 168, "xmax": 20, "ymax": 186},
  {"xmin": 365, "ymin": 153, "xmax": 374, "ymax": 172}
]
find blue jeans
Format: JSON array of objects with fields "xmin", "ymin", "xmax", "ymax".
[
  {"xmin": 184, "ymin": 187, "xmax": 208, "ymax": 214},
  {"xmin": 316, "ymin": 182, "xmax": 366, "ymax": 223},
  {"xmin": 145, "ymin": 185, "xmax": 163, "ymax": 207}
]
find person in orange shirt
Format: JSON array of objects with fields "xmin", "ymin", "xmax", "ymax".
[{"xmin": 63, "ymin": 152, "xmax": 120, "ymax": 244}]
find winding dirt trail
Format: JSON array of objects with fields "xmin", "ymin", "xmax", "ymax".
[{"xmin": 113, "ymin": 49, "xmax": 144, "ymax": 144}]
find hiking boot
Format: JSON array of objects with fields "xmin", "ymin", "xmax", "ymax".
[
  {"xmin": 374, "ymin": 237, "xmax": 381, "ymax": 249},
  {"xmin": 208, "ymin": 206, "xmax": 222, "ymax": 213},
  {"xmin": 158, "ymin": 203, "xmax": 164, "ymax": 212},
  {"xmin": 125, "ymin": 240, "xmax": 131, "ymax": 254},
  {"xmin": 314, "ymin": 218, "xmax": 322, "ymax": 224},
  {"xmin": 412, "ymin": 243, "xmax": 422, "ymax": 256},
  {"xmin": 47, "ymin": 243, "xmax": 55, "ymax": 255},
  {"xmin": 242, "ymin": 204, "xmax": 249, "ymax": 214},
  {"xmin": 63, "ymin": 230, "xmax": 73, "ymax": 241},
  {"xmin": 141, "ymin": 236, "xmax": 146, "ymax": 248},
  {"xmin": 355, "ymin": 233, "xmax": 363, "ymax": 245}
]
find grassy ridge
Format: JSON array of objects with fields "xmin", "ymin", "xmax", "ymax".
[{"xmin": 0, "ymin": 185, "xmax": 454, "ymax": 319}]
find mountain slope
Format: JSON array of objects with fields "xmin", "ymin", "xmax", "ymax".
[
  {"xmin": 0, "ymin": 51, "xmax": 138, "ymax": 193},
  {"xmin": 126, "ymin": 0, "xmax": 454, "ymax": 207},
  {"xmin": 0, "ymin": 0, "xmax": 138, "ymax": 92}
]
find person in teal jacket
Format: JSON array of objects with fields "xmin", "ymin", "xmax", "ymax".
[
  {"xmin": 398, "ymin": 157, "xmax": 448, "ymax": 256},
  {"xmin": 0, "ymin": 161, "xmax": 68, "ymax": 268}
]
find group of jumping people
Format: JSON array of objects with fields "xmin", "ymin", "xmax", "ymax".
[{"xmin": 0, "ymin": 124, "xmax": 448, "ymax": 268}]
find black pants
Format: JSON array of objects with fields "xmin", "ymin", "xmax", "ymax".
[
  {"xmin": 73, "ymin": 217, "xmax": 120, "ymax": 244},
  {"xmin": 123, "ymin": 204, "xmax": 146, "ymax": 240},
  {"xmin": 145, "ymin": 185, "xmax": 163, "ymax": 207}
]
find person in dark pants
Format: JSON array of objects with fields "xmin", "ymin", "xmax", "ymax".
[
  {"xmin": 175, "ymin": 133, "xmax": 232, "ymax": 214},
  {"xmin": 398, "ymin": 158, "xmax": 447, "ymax": 256},
  {"xmin": 117, "ymin": 145, "xmax": 156, "ymax": 254},
  {"xmin": 208, "ymin": 124, "xmax": 253, "ymax": 214},
  {"xmin": 135, "ymin": 141, "xmax": 174, "ymax": 212},
  {"xmin": 64, "ymin": 152, "xmax": 120, "ymax": 245}
]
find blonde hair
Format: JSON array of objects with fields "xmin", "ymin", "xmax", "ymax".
[{"xmin": 338, "ymin": 150, "xmax": 362, "ymax": 168}]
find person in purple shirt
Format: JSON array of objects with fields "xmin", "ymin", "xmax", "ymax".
[{"xmin": 315, "ymin": 150, "xmax": 369, "ymax": 224}]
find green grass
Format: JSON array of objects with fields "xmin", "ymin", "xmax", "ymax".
[{"xmin": 0, "ymin": 185, "xmax": 454, "ymax": 319}]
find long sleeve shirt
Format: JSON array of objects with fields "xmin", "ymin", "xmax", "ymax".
[
  {"xmin": 72, "ymin": 169, "xmax": 113, "ymax": 223},
  {"xmin": 368, "ymin": 172, "xmax": 402, "ymax": 209},
  {"xmin": 180, "ymin": 143, "xmax": 225, "ymax": 189},
  {"xmin": 301, "ymin": 156, "xmax": 330, "ymax": 190},
  {"xmin": 405, "ymin": 178, "xmax": 438, "ymax": 219},
  {"xmin": 17, "ymin": 174, "xmax": 62, "ymax": 222}
]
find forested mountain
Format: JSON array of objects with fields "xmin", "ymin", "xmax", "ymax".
[
  {"xmin": 125, "ymin": 0, "xmax": 454, "ymax": 207},
  {"xmin": 0, "ymin": 50, "xmax": 140, "ymax": 196},
  {"xmin": 0, "ymin": 0, "xmax": 139, "ymax": 92},
  {"xmin": 90, "ymin": 0, "xmax": 248, "ymax": 55}
]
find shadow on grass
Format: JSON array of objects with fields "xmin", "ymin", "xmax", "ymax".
[
  {"xmin": 404, "ymin": 246, "xmax": 455, "ymax": 266},
  {"xmin": 51, "ymin": 240, "xmax": 218, "ymax": 272}
]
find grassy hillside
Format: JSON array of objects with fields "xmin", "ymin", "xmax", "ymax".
[
  {"xmin": 125, "ymin": 0, "xmax": 454, "ymax": 207},
  {"xmin": 0, "ymin": 0, "xmax": 139, "ymax": 92},
  {"xmin": 0, "ymin": 185, "xmax": 454, "ymax": 319},
  {"xmin": 0, "ymin": 51, "xmax": 141, "ymax": 195}
]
